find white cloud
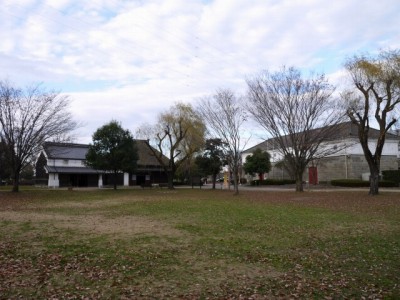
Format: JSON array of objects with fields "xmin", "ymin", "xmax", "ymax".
[{"xmin": 1, "ymin": 0, "xmax": 399, "ymax": 144}]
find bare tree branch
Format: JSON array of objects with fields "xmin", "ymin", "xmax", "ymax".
[
  {"xmin": 0, "ymin": 81, "xmax": 77, "ymax": 192},
  {"xmin": 247, "ymin": 66, "xmax": 346, "ymax": 192},
  {"xmin": 136, "ymin": 102, "xmax": 206, "ymax": 189},
  {"xmin": 342, "ymin": 49, "xmax": 400, "ymax": 195},
  {"xmin": 197, "ymin": 89, "xmax": 248, "ymax": 195}
]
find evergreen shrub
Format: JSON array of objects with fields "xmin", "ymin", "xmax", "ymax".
[{"xmin": 331, "ymin": 179, "xmax": 397, "ymax": 187}]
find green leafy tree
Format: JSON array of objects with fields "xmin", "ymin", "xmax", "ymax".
[
  {"xmin": 243, "ymin": 148, "xmax": 271, "ymax": 180},
  {"xmin": 343, "ymin": 49, "xmax": 400, "ymax": 195},
  {"xmin": 195, "ymin": 138, "xmax": 226, "ymax": 189},
  {"xmin": 86, "ymin": 121, "xmax": 138, "ymax": 190}
]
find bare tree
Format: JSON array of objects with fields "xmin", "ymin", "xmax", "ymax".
[
  {"xmin": 0, "ymin": 81, "xmax": 77, "ymax": 192},
  {"xmin": 197, "ymin": 89, "xmax": 248, "ymax": 195},
  {"xmin": 247, "ymin": 67, "xmax": 346, "ymax": 192},
  {"xmin": 136, "ymin": 102, "xmax": 206, "ymax": 189},
  {"xmin": 342, "ymin": 49, "xmax": 400, "ymax": 195}
]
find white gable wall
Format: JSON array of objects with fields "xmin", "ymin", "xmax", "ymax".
[
  {"xmin": 46, "ymin": 158, "xmax": 86, "ymax": 168},
  {"xmin": 242, "ymin": 137, "xmax": 399, "ymax": 181},
  {"xmin": 324, "ymin": 138, "xmax": 399, "ymax": 157}
]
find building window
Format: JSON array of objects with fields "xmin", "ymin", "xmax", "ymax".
[{"xmin": 63, "ymin": 159, "xmax": 68, "ymax": 165}]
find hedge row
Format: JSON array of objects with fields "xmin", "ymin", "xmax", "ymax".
[
  {"xmin": 330, "ymin": 179, "xmax": 398, "ymax": 187},
  {"xmin": 251, "ymin": 179, "xmax": 296, "ymax": 186},
  {"xmin": 382, "ymin": 170, "xmax": 400, "ymax": 185}
]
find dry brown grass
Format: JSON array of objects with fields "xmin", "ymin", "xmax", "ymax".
[{"xmin": 0, "ymin": 188, "xmax": 399, "ymax": 299}]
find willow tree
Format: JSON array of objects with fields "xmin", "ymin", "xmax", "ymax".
[
  {"xmin": 137, "ymin": 102, "xmax": 206, "ymax": 189},
  {"xmin": 0, "ymin": 81, "xmax": 77, "ymax": 192},
  {"xmin": 343, "ymin": 49, "xmax": 400, "ymax": 195},
  {"xmin": 247, "ymin": 67, "xmax": 345, "ymax": 192}
]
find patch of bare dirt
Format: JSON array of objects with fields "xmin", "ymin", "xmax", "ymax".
[{"xmin": 0, "ymin": 211, "xmax": 182, "ymax": 238}]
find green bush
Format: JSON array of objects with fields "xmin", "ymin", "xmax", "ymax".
[
  {"xmin": 331, "ymin": 179, "xmax": 368, "ymax": 187},
  {"xmin": 251, "ymin": 179, "xmax": 295, "ymax": 186},
  {"xmin": 19, "ymin": 179, "xmax": 35, "ymax": 186},
  {"xmin": 331, "ymin": 179, "xmax": 397, "ymax": 188},
  {"xmin": 172, "ymin": 181, "xmax": 185, "ymax": 186},
  {"xmin": 379, "ymin": 180, "xmax": 398, "ymax": 187},
  {"xmin": 281, "ymin": 179, "xmax": 297, "ymax": 185},
  {"xmin": 382, "ymin": 170, "xmax": 400, "ymax": 186}
]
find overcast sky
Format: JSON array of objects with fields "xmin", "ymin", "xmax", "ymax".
[{"xmin": 1, "ymin": 0, "xmax": 399, "ymax": 146}]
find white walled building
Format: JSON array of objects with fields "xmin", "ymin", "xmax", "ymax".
[
  {"xmin": 242, "ymin": 122, "xmax": 400, "ymax": 183},
  {"xmin": 35, "ymin": 141, "xmax": 168, "ymax": 188}
]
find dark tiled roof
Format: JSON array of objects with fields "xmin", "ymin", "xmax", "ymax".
[
  {"xmin": 43, "ymin": 140, "xmax": 168, "ymax": 167},
  {"xmin": 135, "ymin": 140, "xmax": 169, "ymax": 166},
  {"xmin": 44, "ymin": 142, "xmax": 89, "ymax": 160},
  {"xmin": 243, "ymin": 122, "xmax": 400, "ymax": 154}
]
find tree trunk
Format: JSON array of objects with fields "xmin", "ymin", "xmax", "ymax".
[
  {"xmin": 113, "ymin": 171, "xmax": 117, "ymax": 190},
  {"xmin": 12, "ymin": 172, "xmax": 20, "ymax": 193},
  {"xmin": 295, "ymin": 172, "xmax": 304, "ymax": 192},
  {"xmin": 212, "ymin": 173, "xmax": 217, "ymax": 189},
  {"xmin": 369, "ymin": 167, "xmax": 380, "ymax": 195},
  {"xmin": 233, "ymin": 169, "xmax": 239, "ymax": 195},
  {"xmin": 167, "ymin": 170, "xmax": 174, "ymax": 189},
  {"xmin": 363, "ymin": 147, "xmax": 380, "ymax": 195}
]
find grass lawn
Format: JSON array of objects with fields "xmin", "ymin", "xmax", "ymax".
[{"xmin": 0, "ymin": 188, "xmax": 399, "ymax": 299}]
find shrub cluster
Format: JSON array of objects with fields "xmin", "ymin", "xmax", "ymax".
[
  {"xmin": 20, "ymin": 179, "xmax": 35, "ymax": 186},
  {"xmin": 1, "ymin": 179, "xmax": 35, "ymax": 186},
  {"xmin": 331, "ymin": 179, "xmax": 397, "ymax": 187},
  {"xmin": 172, "ymin": 181, "xmax": 185, "ymax": 186},
  {"xmin": 382, "ymin": 170, "xmax": 400, "ymax": 186},
  {"xmin": 251, "ymin": 179, "xmax": 295, "ymax": 186}
]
